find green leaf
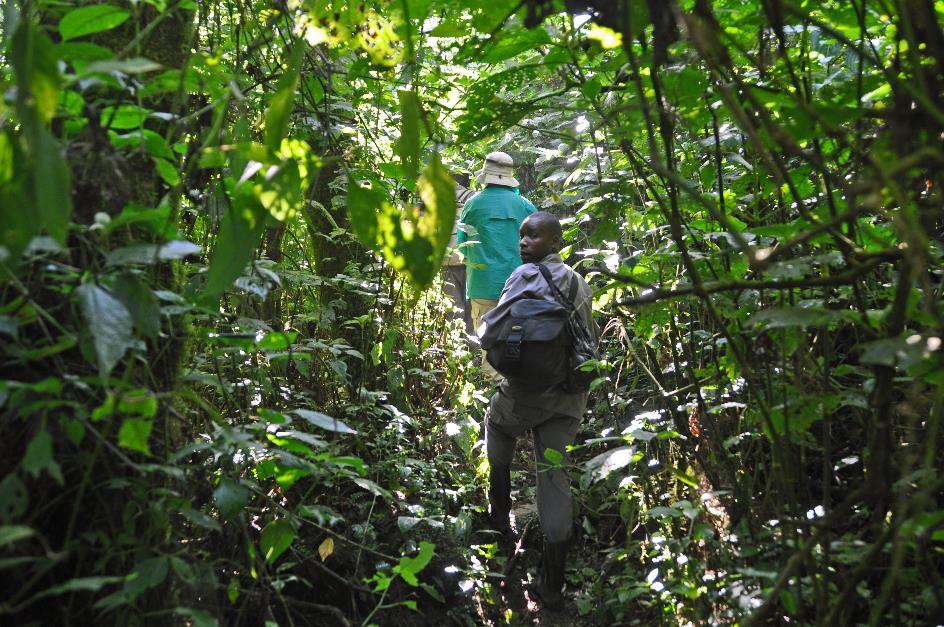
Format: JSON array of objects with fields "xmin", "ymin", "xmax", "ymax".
[
  {"xmin": 56, "ymin": 42, "xmax": 114, "ymax": 70},
  {"xmin": 59, "ymin": 5, "xmax": 130, "ymax": 41},
  {"xmin": 31, "ymin": 125, "xmax": 72, "ymax": 244},
  {"xmin": 101, "ymin": 104, "xmax": 149, "ymax": 130},
  {"xmin": 397, "ymin": 90, "xmax": 422, "ymax": 180},
  {"xmin": 428, "ymin": 22, "xmax": 464, "ymax": 37},
  {"xmin": 124, "ymin": 556, "xmax": 168, "ymax": 599},
  {"xmin": 256, "ymin": 332, "xmax": 296, "ymax": 351},
  {"xmin": 12, "ymin": 21, "xmax": 61, "ymax": 123},
  {"xmin": 481, "ymin": 28, "xmax": 551, "ymax": 63},
  {"xmin": 111, "ymin": 273, "xmax": 161, "ymax": 340},
  {"xmin": 37, "ymin": 576, "xmax": 124, "ymax": 598},
  {"xmin": 202, "ymin": 198, "xmax": 267, "ymax": 300},
  {"xmin": 260, "ymin": 519, "xmax": 295, "ymax": 564},
  {"xmin": 174, "ymin": 608, "xmax": 219, "ymax": 627},
  {"xmin": 118, "ymin": 418, "xmax": 153, "ymax": 455},
  {"xmin": 75, "ymin": 284, "xmax": 133, "ymax": 377},
  {"xmin": 375, "ymin": 155, "xmax": 456, "ymax": 290},
  {"xmin": 213, "ymin": 478, "xmax": 250, "ymax": 519},
  {"xmin": 292, "ymin": 409, "xmax": 357, "ymax": 434},
  {"xmin": 0, "ymin": 525, "xmax": 35, "ymax": 546},
  {"xmin": 673, "ymin": 468, "xmax": 699, "ymax": 488},
  {"xmin": 347, "ymin": 177, "xmax": 383, "ymax": 251},
  {"xmin": 417, "ymin": 155, "xmax": 457, "ymax": 262},
  {"xmin": 22, "ymin": 430, "xmax": 63, "ymax": 484},
  {"xmin": 154, "ymin": 158, "xmax": 180, "ymax": 185},
  {"xmin": 118, "ymin": 390, "xmax": 158, "ymax": 417},
  {"xmin": 542, "ymin": 447, "xmax": 563, "ymax": 467},
  {"xmin": 0, "ymin": 474, "xmax": 28, "ymax": 523},
  {"xmin": 751, "ymin": 306, "xmax": 854, "ymax": 329},
  {"xmin": 395, "ymin": 541, "xmax": 435, "ymax": 587},
  {"xmin": 581, "ymin": 77, "xmax": 602, "ymax": 99},
  {"xmin": 264, "ymin": 44, "xmax": 304, "ymax": 153}
]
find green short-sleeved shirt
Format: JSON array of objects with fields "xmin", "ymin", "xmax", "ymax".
[{"xmin": 457, "ymin": 185, "xmax": 536, "ymax": 299}]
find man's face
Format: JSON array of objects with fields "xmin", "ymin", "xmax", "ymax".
[{"xmin": 519, "ymin": 217, "xmax": 560, "ymax": 263}]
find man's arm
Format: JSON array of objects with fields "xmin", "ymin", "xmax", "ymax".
[{"xmin": 456, "ymin": 198, "xmax": 478, "ymax": 245}]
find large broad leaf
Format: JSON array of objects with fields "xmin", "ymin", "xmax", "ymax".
[
  {"xmin": 260, "ymin": 519, "xmax": 295, "ymax": 564},
  {"xmin": 397, "ymin": 90, "xmax": 422, "ymax": 180},
  {"xmin": 59, "ymin": 5, "xmax": 130, "ymax": 41},
  {"xmin": 264, "ymin": 44, "xmax": 304, "ymax": 153},
  {"xmin": 202, "ymin": 197, "xmax": 268, "ymax": 300},
  {"xmin": 75, "ymin": 284, "xmax": 133, "ymax": 377},
  {"xmin": 292, "ymin": 409, "xmax": 357, "ymax": 434}
]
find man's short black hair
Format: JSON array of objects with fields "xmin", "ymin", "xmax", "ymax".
[{"xmin": 527, "ymin": 211, "xmax": 563, "ymax": 241}]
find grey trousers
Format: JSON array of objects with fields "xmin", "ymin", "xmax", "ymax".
[{"xmin": 485, "ymin": 391, "xmax": 580, "ymax": 543}]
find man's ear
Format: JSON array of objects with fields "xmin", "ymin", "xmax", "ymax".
[{"xmin": 551, "ymin": 235, "xmax": 563, "ymax": 252}]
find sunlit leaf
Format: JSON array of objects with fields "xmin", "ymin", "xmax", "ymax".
[
  {"xmin": 397, "ymin": 90, "xmax": 422, "ymax": 180},
  {"xmin": 394, "ymin": 541, "xmax": 435, "ymax": 586},
  {"xmin": 118, "ymin": 418, "xmax": 153, "ymax": 455}
]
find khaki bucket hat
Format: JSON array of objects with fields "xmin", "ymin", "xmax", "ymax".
[{"xmin": 475, "ymin": 151, "xmax": 520, "ymax": 187}]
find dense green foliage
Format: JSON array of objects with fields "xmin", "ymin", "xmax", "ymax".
[{"xmin": 1, "ymin": 0, "xmax": 942, "ymax": 625}]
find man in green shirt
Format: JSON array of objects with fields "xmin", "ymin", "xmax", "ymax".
[{"xmin": 457, "ymin": 151, "xmax": 536, "ymax": 379}]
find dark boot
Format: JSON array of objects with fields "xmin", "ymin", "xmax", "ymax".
[
  {"xmin": 532, "ymin": 540, "xmax": 567, "ymax": 611},
  {"xmin": 487, "ymin": 464, "xmax": 511, "ymax": 535}
]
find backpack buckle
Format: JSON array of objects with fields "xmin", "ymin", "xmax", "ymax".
[{"xmin": 505, "ymin": 325, "xmax": 523, "ymax": 361}]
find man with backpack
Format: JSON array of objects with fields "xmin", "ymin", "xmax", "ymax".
[{"xmin": 478, "ymin": 211, "xmax": 598, "ymax": 611}]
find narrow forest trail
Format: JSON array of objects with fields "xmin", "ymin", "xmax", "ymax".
[{"xmin": 2, "ymin": 0, "xmax": 942, "ymax": 625}]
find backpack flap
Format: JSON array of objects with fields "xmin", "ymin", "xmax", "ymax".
[{"xmin": 483, "ymin": 298, "xmax": 570, "ymax": 386}]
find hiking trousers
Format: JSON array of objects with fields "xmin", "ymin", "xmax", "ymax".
[{"xmin": 484, "ymin": 390, "xmax": 580, "ymax": 543}]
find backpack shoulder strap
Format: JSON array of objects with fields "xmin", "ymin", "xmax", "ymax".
[{"xmin": 536, "ymin": 263, "xmax": 575, "ymax": 310}]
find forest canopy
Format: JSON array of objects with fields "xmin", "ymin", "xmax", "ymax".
[{"xmin": 1, "ymin": 0, "xmax": 943, "ymax": 625}]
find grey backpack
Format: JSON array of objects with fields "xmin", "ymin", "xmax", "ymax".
[{"xmin": 482, "ymin": 263, "xmax": 598, "ymax": 390}]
